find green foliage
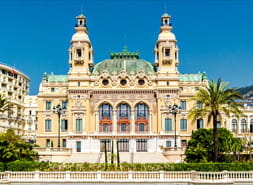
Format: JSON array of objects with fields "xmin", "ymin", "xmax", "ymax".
[
  {"xmin": 6, "ymin": 161, "xmax": 40, "ymax": 171},
  {"xmin": 29, "ymin": 162, "xmax": 253, "ymax": 172},
  {"xmin": 3, "ymin": 161, "xmax": 253, "ymax": 172},
  {"xmin": 185, "ymin": 128, "xmax": 243, "ymax": 162},
  {"xmin": 188, "ymin": 78, "xmax": 243, "ymax": 162},
  {"xmin": 0, "ymin": 129, "xmax": 38, "ymax": 163},
  {"xmin": 0, "ymin": 162, "xmax": 4, "ymax": 172}
]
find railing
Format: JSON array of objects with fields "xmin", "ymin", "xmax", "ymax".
[
  {"xmin": 163, "ymin": 147, "xmax": 186, "ymax": 152},
  {"xmin": 0, "ymin": 171, "xmax": 253, "ymax": 183},
  {"xmin": 34, "ymin": 147, "xmax": 72, "ymax": 153}
]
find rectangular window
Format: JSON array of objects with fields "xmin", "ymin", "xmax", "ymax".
[
  {"xmin": 76, "ymin": 119, "xmax": 83, "ymax": 132},
  {"xmin": 121, "ymin": 124, "xmax": 126, "ymax": 132},
  {"xmin": 180, "ymin": 119, "xmax": 187, "ymax": 131},
  {"xmin": 76, "ymin": 141, "xmax": 81, "ymax": 152},
  {"xmin": 180, "ymin": 101, "xmax": 186, "ymax": 110},
  {"xmin": 119, "ymin": 139, "xmax": 129, "ymax": 152},
  {"xmin": 103, "ymin": 124, "xmax": 110, "ymax": 132},
  {"xmin": 197, "ymin": 102, "xmax": 203, "ymax": 109},
  {"xmin": 51, "ymin": 88, "xmax": 55, "ymax": 92},
  {"xmin": 61, "ymin": 120, "xmax": 68, "ymax": 131},
  {"xmin": 45, "ymin": 120, "xmax": 52, "ymax": 132},
  {"xmin": 139, "ymin": 123, "xmax": 145, "ymax": 132},
  {"xmin": 46, "ymin": 139, "xmax": 50, "ymax": 147},
  {"xmin": 165, "ymin": 49, "xmax": 170, "ymax": 57},
  {"xmin": 100, "ymin": 139, "xmax": 112, "ymax": 152},
  {"xmin": 62, "ymin": 101, "xmax": 68, "ymax": 110},
  {"xmin": 77, "ymin": 49, "xmax": 82, "ymax": 57},
  {"xmin": 165, "ymin": 118, "xmax": 172, "ymax": 131},
  {"xmin": 45, "ymin": 101, "xmax": 51, "ymax": 110},
  {"xmin": 136, "ymin": 139, "xmax": 147, "ymax": 152},
  {"xmin": 62, "ymin": 139, "xmax": 67, "ymax": 148},
  {"xmin": 166, "ymin": 141, "xmax": 171, "ymax": 148},
  {"xmin": 181, "ymin": 140, "xmax": 187, "ymax": 147},
  {"xmin": 217, "ymin": 121, "xmax": 221, "ymax": 128},
  {"xmin": 197, "ymin": 119, "xmax": 204, "ymax": 129}
]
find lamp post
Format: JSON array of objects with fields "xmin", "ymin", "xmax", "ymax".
[
  {"xmin": 168, "ymin": 103, "xmax": 181, "ymax": 150},
  {"xmin": 53, "ymin": 104, "xmax": 65, "ymax": 148}
]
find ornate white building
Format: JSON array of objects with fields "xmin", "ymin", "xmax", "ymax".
[
  {"xmin": 23, "ymin": 95, "xmax": 38, "ymax": 143},
  {"xmin": 36, "ymin": 13, "xmax": 209, "ymax": 163},
  {"xmin": 0, "ymin": 63, "xmax": 29, "ymax": 135}
]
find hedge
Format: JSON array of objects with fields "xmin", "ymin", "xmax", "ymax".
[
  {"xmin": 38, "ymin": 162, "xmax": 253, "ymax": 172},
  {"xmin": 3, "ymin": 161, "xmax": 253, "ymax": 172},
  {"xmin": 6, "ymin": 161, "xmax": 40, "ymax": 171},
  {"xmin": 0, "ymin": 162, "xmax": 4, "ymax": 172}
]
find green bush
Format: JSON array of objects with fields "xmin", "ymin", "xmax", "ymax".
[
  {"xmin": 0, "ymin": 162, "xmax": 4, "ymax": 171},
  {"xmin": 5, "ymin": 161, "xmax": 253, "ymax": 172},
  {"xmin": 6, "ymin": 161, "xmax": 39, "ymax": 171}
]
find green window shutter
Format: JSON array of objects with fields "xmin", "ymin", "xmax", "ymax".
[
  {"xmin": 180, "ymin": 119, "xmax": 187, "ymax": 130},
  {"xmin": 165, "ymin": 118, "xmax": 172, "ymax": 131},
  {"xmin": 45, "ymin": 120, "xmax": 52, "ymax": 132},
  {"xmin": 180, "ymin": 101, "xmax": 186, "ymax": 110},
  {"xmin": 76, "ymin": 119, "xmax": 83, "ymax": 132}
]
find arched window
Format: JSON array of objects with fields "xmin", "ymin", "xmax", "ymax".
[
  {"xmin": 99, "ymin": 103, "xmax": 113, "ymax": 133},
  {"xmin": 241, "ymin": 119, "xmax": 247, "ymax": 133},
  {"xmin": 231, "ymin": 119, "xmax": 237, "ymax": 133},
  {"xmin": 117, "ymin": 103, "xmax": 131, "ymax": 133},
  {"xmin": 135, "ymin": 103, "xmax": 149, "ymax": 133}
]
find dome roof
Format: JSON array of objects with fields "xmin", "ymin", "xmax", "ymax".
[
  {"xmin": 158, "ymin": 30, "xmax": 176, "ymax": 41},
  {"xmin": 71, "ymin": 31, "xmax": 90, "ymax": 42},
  {"xmin": 92, "ymin": 48, "xmax": 155, "ymax": 76},
  {"xmin": 92, "ymin": 58, "xmax": 155, "ymax": 76}
]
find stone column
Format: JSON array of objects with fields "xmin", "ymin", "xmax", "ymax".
[
  {"xmin": 113, "ymin": 110, "xmax": 117, "ymax": 134},
  {"xmin": 72, "ymin": 112, "xmax": 75, "ymax": 133},
  {"xmin": 95, "ymin": 110, "xmax": 99, "ymax": 133},
  {"xmin": 131, "ymin": 110, "xmax": 135, "ymax": 134},
  {"xmin": 149, "ymin": 110, "xmax": 152, "ymax": 133},
  {"xmin": 247, "ymin": 115, "xmax": 250, "ymax": 132},
  {"xmin": 238, "ymin": 119, "xmax": 241, "ymax": 134}
]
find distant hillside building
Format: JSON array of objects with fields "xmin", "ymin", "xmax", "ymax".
[
  {"xmin": 0, "ymin": 63, "xmax": 29, "ymax": 135},
  {"xmin": 36, "ymin": 13, "xmax": 209, "ymax": 163},
  {"xmin": 23, "ymin": 95, "xmax": 38, "ymax": 143}
]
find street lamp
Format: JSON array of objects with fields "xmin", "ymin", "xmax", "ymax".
[
  {"xmin": 53, "ymin": 104, "xmax": 65, "ymax": 148},
  {"xmin": 168, "ymin": 103, "xmax": 181, "ymax": 150}
]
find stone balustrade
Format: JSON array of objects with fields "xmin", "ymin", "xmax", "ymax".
[
  {"xmin": 34, "ymin": 147, "xmax": 72, "ymax": 153},
  {"xmin": 0, "ymin": 171, "xmax": 253, "ymax": 184}
]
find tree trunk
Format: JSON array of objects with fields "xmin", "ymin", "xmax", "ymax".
[
  {"xmin": 111, "ymin": 139, "xmax": 114, "ymax": 164},
  {"xmin": 116, "ymin": 139, "xmax": 120, "ymax": 169},
  {"xmin": 104, "ymin": 140, "xmax": 108, "ymax": 170},
  {"xmin": 213, "ymin": 114, "xmax": 219, "ymax": 162}
]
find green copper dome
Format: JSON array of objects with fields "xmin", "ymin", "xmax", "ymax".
[{"xmin": 92, "ymin": 48, "xmax": 156, "ymax": 76}]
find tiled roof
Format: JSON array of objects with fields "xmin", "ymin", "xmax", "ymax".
[
  {"xmin": 179, "ymin": 73, "xmax": 207, "ymax": 82},
  {"xmin": 47, "ymin": 75, "xmax": 68, "ymax": 82}
]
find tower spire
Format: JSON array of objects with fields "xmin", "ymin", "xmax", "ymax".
[
  {"xmin": 154, "ymin": 13, "xmax": 179, "ymax": 75},
  {"xmin": 68, "ymin": 14, "xmax": 94, "ymax": 76}
]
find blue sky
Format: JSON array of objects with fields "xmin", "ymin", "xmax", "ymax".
[{"xmin": 0, "ymin": 0, "xmax": 253, "ymax": 95}]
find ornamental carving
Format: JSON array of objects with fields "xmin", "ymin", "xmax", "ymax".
[
  {"xmin": 119, "ymin": 69, "xmax": 127, "ymax": 79},
  {"xmin": 102, "ymin": 69, "xmax": 109, "ymax": 79},
  {"xmin": 74, "ymin": 113, "xmax": 84, "ymax": 118},
  {"xmin": 137, "ymin": 68, "xmax": 145, "ymax": 79}
]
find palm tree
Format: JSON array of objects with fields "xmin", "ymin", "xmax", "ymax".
[
  {"xmin": 0, "ymin": 94, "xmax": 12, "ymax": 113},
  {"xmin": 188, "ymin": 78, "xmax": 242, "ymax": 162}
]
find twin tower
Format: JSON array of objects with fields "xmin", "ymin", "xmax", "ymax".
[{"xmin": 68, "ymin": 13, "xmax": 179, "ymax": 80}]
